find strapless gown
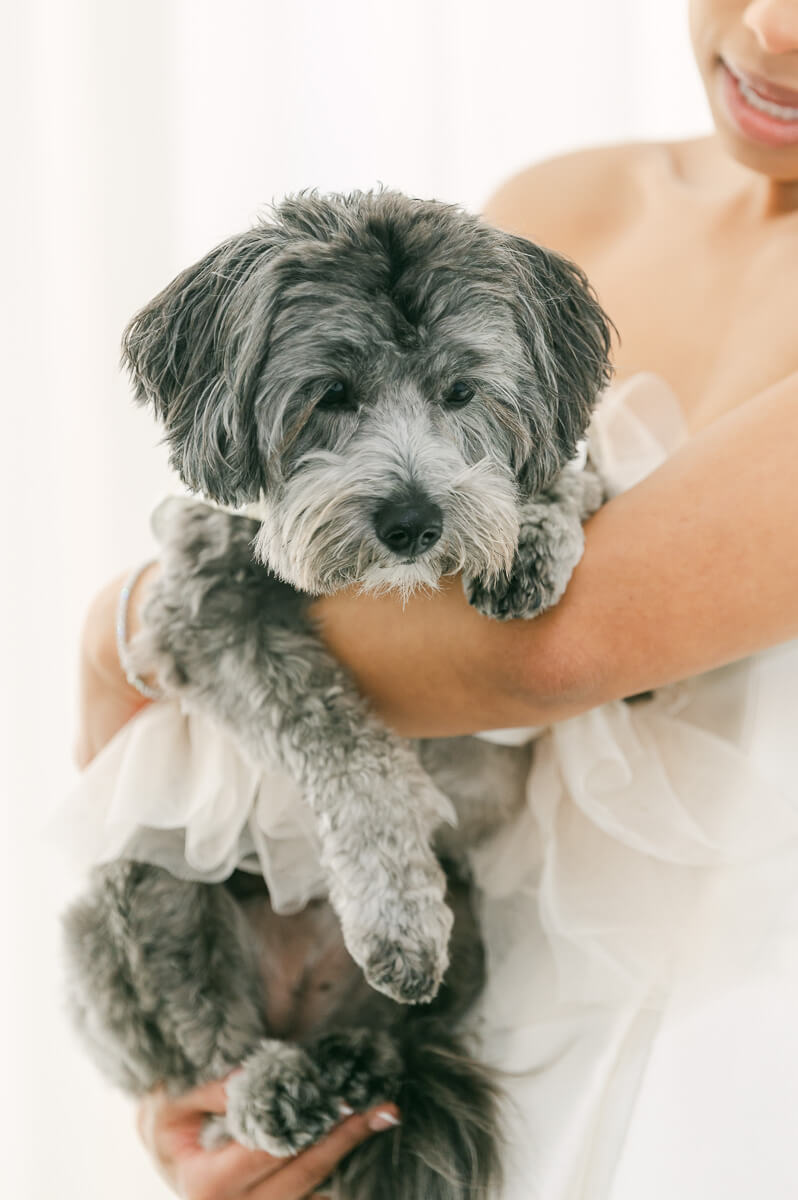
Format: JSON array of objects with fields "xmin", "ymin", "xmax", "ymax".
[{"xmin": 53, "ymin": 374, "xmax": 798, "ymax": 1199}]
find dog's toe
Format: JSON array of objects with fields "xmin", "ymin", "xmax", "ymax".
[
  {"xmin": 311, "ymin": 1029, "xmax": 403, "ymax": 1110},
  {"xmin": 361, "ymin": 934, "xmax": 449, "ymax": 1005},
  {"xmin": 225, "ymin": 1040, "xmax": 340, "ymax": 1156}
]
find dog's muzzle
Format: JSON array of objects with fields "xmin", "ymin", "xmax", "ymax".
[{"xmin": 373, "ymin": 492, "xmax": 443, "ymax": 558}]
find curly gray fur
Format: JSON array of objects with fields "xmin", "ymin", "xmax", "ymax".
[{"xmin": 64, "ymin": 189, "xmax": 614, "ymax": 1198}]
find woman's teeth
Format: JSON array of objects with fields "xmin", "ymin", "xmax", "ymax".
[
  {"xmin": 727, "ymin": 64, "xmax": 798, "ymax": 122},
  {"xmin": 738, "ymin": 81, "xmax": 798, "ymax": 121}
]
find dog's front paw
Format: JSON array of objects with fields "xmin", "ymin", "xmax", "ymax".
[
  {"xmin": 225, "ymin": 1041, "xmax": 340, "ymax": 1156},
  {"xmin": 363, "ymin": 934, "xmax": 448, "ymax": 1004},
  {"xmin": 465, "ymin": 555, "xmax": 568, "ymax": 620},
  {"xmin": 464, "ymin": 570, "xmax": 544, "ymax": 621},
  {"xmin": 465, "ymin": 502, "xmax": 585, "ymax": 621},
  {"xmin": 349, "ymin": 900, "xmax": 454, "ymax": 1005}
]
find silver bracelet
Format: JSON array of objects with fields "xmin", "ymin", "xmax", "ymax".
[{"xmin": 116, "ymin": 560, "xmax": 163, "ymax": 701}]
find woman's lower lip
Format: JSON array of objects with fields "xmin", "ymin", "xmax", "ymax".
[{"xmin": 719, "ymin": 60, "xmax": 798, "ymax": 148}]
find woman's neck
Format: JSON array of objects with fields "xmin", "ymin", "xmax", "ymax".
[
  {"xmin": 674, "ymin": 135, "xmax": 798, "ymax": 220},
  {"xmin": 716, "ymin": 136, "xmax": 798, "ymax": 218},
  {"xmin": 752, "ymin": 174, "xmax": 798, "ymax": 217}
]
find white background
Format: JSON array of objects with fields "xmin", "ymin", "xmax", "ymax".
[{"xmin": 2, "ymin": 2, "xmax": 710, "ymax": 1196}]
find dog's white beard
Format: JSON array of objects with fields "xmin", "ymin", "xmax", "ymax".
[
  {"xmin": 248, "ymin": 441, "xmax": 521, "ymax": 597},
  {"xmin": 356, "ymin": 557, "xmax": 445, "ymax": 604}
]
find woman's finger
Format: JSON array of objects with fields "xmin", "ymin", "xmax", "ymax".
[
  {"xmin": 171, "ymin": 1076, "xmax": 237, "ymax": 1116},
  {"xmin": 137, "ymin": 1078, "xmax": 231, "ymax": 1155},
  {"xmin": 139, "ymin": 1075, "xmax": 276, "ymax": 1197},
  {"xmin": 174, "ymin": 1139, "xmax": 288, "ymax": 1199},
  {"xmin": 247, "ymin": 1106, "xmax": 400, "ymax": 1198}
]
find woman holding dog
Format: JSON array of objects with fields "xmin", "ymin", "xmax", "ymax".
[{"xmin": 76, "ymin": 1, "xmax": 798, "ymax": 1196}]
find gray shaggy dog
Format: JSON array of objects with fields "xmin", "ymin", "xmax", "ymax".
[{"xmin": 63, "ymin": 189, "xmax": 612, "ymax": 1199}]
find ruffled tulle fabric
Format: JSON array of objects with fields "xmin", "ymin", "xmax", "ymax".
[{"xmin": 50, "ymin": 700, "xmax": 326, "ymax": 915}]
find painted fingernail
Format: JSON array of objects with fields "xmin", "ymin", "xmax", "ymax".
[
  {"xmin": 338, "ymin": 1102, "xmax": 355, "ymax": 1117},
  {"xmin": 367, "ymin": 1109, "xmax": 401, "ymax": 1131}
]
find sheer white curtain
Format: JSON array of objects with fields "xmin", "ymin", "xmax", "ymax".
[{"xmin": 2, "ymin": 2, "xmax": 709, "ymax": 1196}]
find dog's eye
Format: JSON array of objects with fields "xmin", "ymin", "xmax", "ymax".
[
  {"xmin": 444, "ymin": 382, "xmax": 474, "ymax": 408},
  {"xmin": 317, "ymin": 381, "xmax": 358, "ymax": 412}
]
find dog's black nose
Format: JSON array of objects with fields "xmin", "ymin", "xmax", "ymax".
[{"xmin": 374, "ymin": 496, "xmax": 443, "ymax": 556}]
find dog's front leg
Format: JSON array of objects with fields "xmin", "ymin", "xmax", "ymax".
[
  {"xmin": 169, "ymin": 648, "xmax": 455, "ymax": 1007},
  {"xmin": 465, "ymin": 462, "xmax": 604, "ymax": 620},
  {"xmin": 134, "ymin": 499, "xmax": 455, "ymax": 1005},
  {"xmin": 264, "ymin": 655, "xmax": 456, "ymax": 1005}
]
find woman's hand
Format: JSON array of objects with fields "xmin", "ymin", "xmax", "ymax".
[
  {"xmin": 74, "ymin": 563, "xmax": 161, "ymax": 767},
  {"xmin": 137, "ymin": 1077, "xmax": 399, "ymax": 1200}
]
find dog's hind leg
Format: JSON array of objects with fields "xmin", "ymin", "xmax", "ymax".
[
  {"xmin": 223, "ymin": 1037, "xmax": 345, "ymax": 1155},
  {"xmin": 333, "ymin": 1021, "xmax": 503, "ymax": 1200},
  {"xmin": 224, "ymin": 1027, "xmax": 403, "ymax": 1157},
  {"xmin": 225, "ymin": 1022, "xmax": 502, "ymax": 1197},
  {"xmin": 63, "ymin": 862, "xmax": 267, "ymax": 1095},
  {"xmin": 306, "ymin": 1027, "xmax": 404, "ymax": 1112}
]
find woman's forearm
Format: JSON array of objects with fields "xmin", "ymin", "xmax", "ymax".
[
  {"xmin": 75, "ymin": 563, "xmax": 161, "ymax": 766},
  {"xmin": 313, "ymin": 371, "xmax": 798, "ymax": 737},
  {"xmin": 82, "ymin": 372, "xmax": 798, "ymax": 754}
]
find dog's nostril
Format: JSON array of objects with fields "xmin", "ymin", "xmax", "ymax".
[
  {"xmin": 383, "ymin": 525, "xmax": 413, "ymax": 552},
  {"xmin": 374, "ymin": 498, "xmax": 443, "ymax": 556}
]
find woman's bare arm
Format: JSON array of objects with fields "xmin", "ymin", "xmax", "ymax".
[
  {"xmin": 77, "ymin": 372, "xmax": 798, "ymax": 756},
  {"xmin": 75, "ymin": 562, "xmax": 161, "ymax": 766},
  {"xmin": 312, "ymin": 370, "xmax": 798, "ymax": 737}
]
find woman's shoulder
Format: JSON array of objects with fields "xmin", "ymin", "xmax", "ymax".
[{"xmin": 482, "ymin": 140, "xmax": 677, "ymax": 260}]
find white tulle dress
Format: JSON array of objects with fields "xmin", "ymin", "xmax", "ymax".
[{"xmin": 55, "ymin": 374, "xmax": 798, "ymax": 1199}]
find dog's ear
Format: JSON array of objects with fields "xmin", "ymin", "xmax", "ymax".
[
  {"xmin": 122, "ymin": 228, "xmax": 281, "ymax": 505},
  {"xmin": 501, "ymin": 234, "xmax": 614, "ymax": 491}
]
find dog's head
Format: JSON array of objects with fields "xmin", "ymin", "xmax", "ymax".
[{"xmin": 123, "ymin": 189, "xmax": 613, "ymax": 596}]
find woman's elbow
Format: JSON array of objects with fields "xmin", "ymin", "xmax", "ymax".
[{"xmin": 495, "ymin": 614, "xmax": 611, "ymax": 727}]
